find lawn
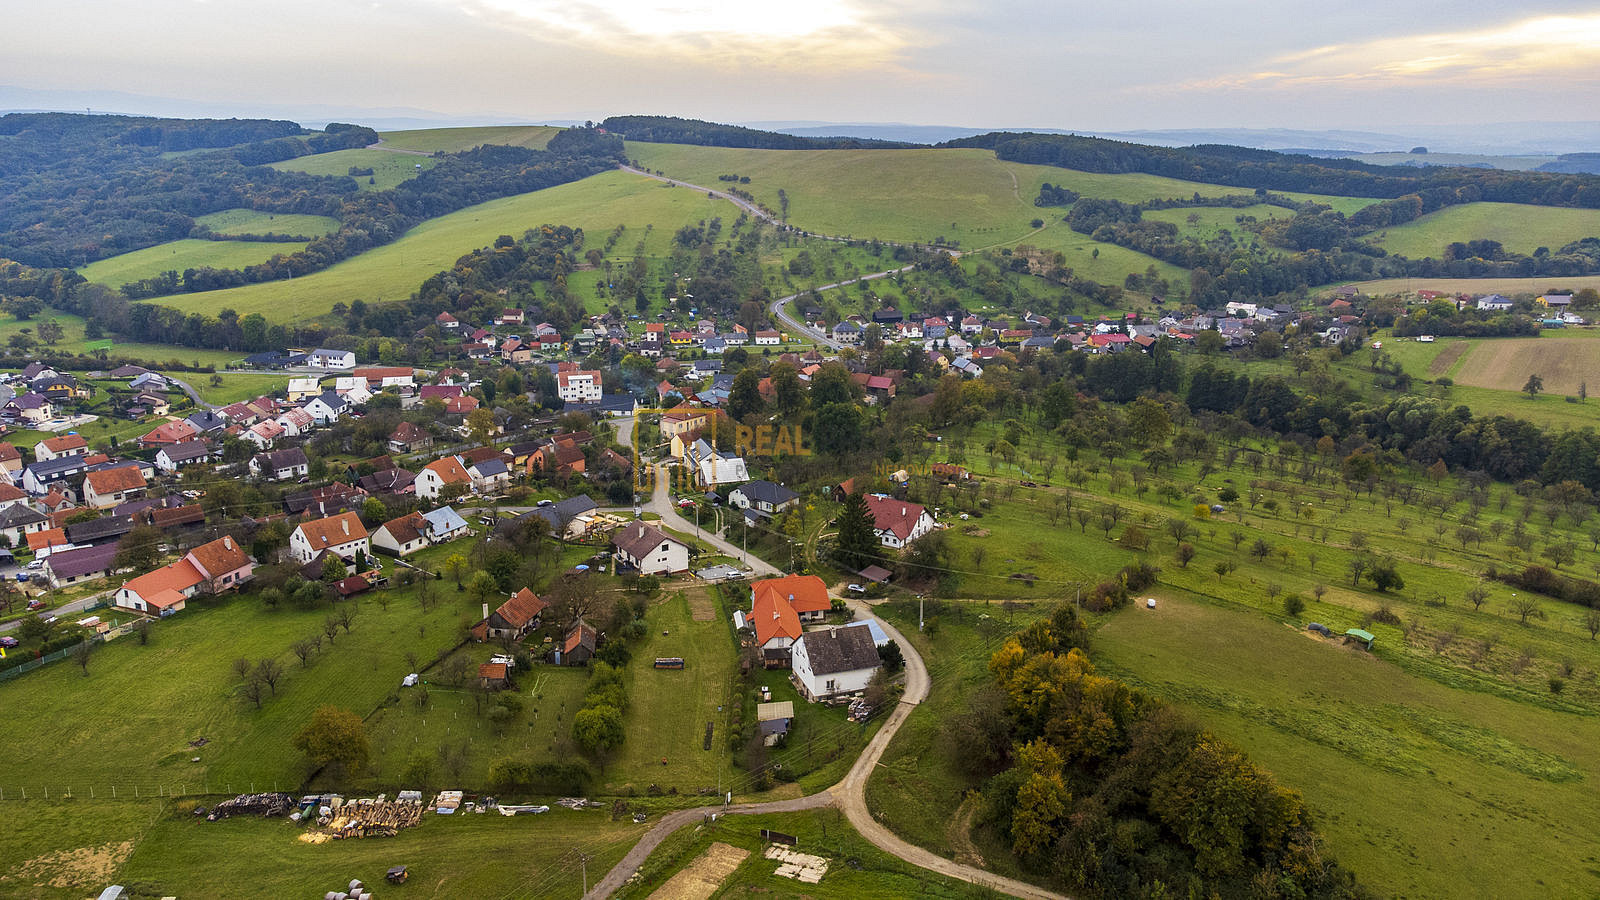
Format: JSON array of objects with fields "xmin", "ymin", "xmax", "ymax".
[
  {"xmin": 1371, "ymin": 202, "xmax": 1600, "ymax": 259},
  {"xmin": 1143, "ymin": 203, "xmax": 1295, "ymax": 241},
  {"xmin": 0, "ymin": 553, "xmax": 490, "ymax": 798},
  {"xmin": 1447, "ymin": 336, "xmax": 1600, "ymax": 395},
  {"xmin": 376, "ymin": 125, "xmax": 561, "ymax": 153},
  {"xmin": 269, "ymin": 147, "xmax": 440, "ymax": 191},
  {"xmin": 76, "ymin": 239, "xmax": 309, "ymax": 288},
  {"xmin": 193, "ymin": 372, "xmax": 287, "ymax": 405},
  {"xmin": 1093, "ymin": 592, "xmax": 1600, "ymax": 900},
  {"xmin": 616, "ymin": 809, "xmax": 987, "ymax": 900},
  {"xmin": 194, "ymin": 209, "xmax": 340, "ymax": 236},
  {"xmin": 0, "ymin": 799, "xmax": 166, "ymax": 899},
  {"xmin": 149, "ymin": 170, "xmax": 727, "ymax": 321}
]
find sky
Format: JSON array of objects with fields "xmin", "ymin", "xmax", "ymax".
[{"xmin": 5, "ymin": 0, "xmax": 1600, "ymax": 132}]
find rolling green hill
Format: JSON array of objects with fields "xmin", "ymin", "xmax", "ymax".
[
  {"xmin": 77, "ymin": 238, "xmax": 309, "ymax": 288},
  {"xmin": 375, "ymin": 125, "xmax": 561, "ymax": 153},
  {"xmin": 1373, "ymin": 202, "xmax": 1600, "ymax": 258},
  {"xmin": 268, "ymin": 147, "xmax": 440, "ymax": 191},
  {"xmin": 150, "ymin": 170, "xmax": 727, "ymax": 321},
  {"xmin": 193, "ymin": 209, "xmax": 340, "ymax": 236}
]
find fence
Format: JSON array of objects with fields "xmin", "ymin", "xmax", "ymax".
[
  {"xmin": 0, "ymin": 613, "xmax": 133, "ymax": 684},
  {"xmin": 0, "ymin": 780, "xmax": 294, "ymax": 802}
]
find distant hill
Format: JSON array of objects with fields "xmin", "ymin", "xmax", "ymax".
[{"xmin": 601, "ymin": 115, "xmax": 915, "ymax": 150}]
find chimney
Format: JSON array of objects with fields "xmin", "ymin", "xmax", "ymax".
[
  {"xmin": 341, "ymin": 519, "xmax": 349, "ymax": 536},
  {"xmin": 483, "ymin": 602, "xmax": 490, "ymax": 621},
  {"xmin": 223, "ymin": 536, "xmax": 232, "ymax": 551}
]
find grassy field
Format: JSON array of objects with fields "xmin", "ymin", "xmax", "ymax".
[
  {"xmin": 1340, "ymin": 274, "xmax": 1600, "ymax": 297},
  {"xmin": 1450, "ymin": 336, "xmax": 1600, "ymax": 395},
  {"xmin": 0, "ymin": 799, "xmax": 166, "ymax": 899},
  {"xmin": 0, "ymin": 542, "xmax": 491, "ymax": 797},
  {"xmin": 376, "ymin": 125, "xmax": 561, "ymax": 153},
  {"xmin": 150, "ymin": 170, "xmax": 726, "ymax": 321},
  {"xmin": 269, "ymin": 147, "xmax": 440, "ymax": 191},
  {"xmin": 1372, "ymin": 202, "xmax": 1600, "ymax": 259},
  {"xmin": 1093, "ymin": 592, "xmax": 1600, "ymax": 899},
  {"xmin": 194, "ymin": 372, "xmax": 290, "ymax": 405},
  {"xmin": 194, "ymin": 209, "xmax": 340, "ymax": 236},
  {"xmin": 616, "ymin": 809, "xmax": 988, "ymax": 900},
  {"xmin": 77, "ymin": 239, "xmax": 309, "ymax": 288},
  {"xmin": 628, "ymin": 142, "xmax": 1379, "ymax": 244}
]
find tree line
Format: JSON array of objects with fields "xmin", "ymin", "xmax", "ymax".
[{"xmin": 601, "ymin": 115, "xmax": 915, "ymax": 150}]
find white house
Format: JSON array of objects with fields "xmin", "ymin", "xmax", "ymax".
[
  {"xmin": 82, "ymin": 466, "xmax": 146, "ymax": 509},
  {"xmin": 289, "ymin": 511, "xmax": 370, "ymax": 564},
  {"xmin": 286, "ymin": 377, "xmax": 322, "ymax": 401},
  {"xmin": 729, "ymin": 480, "xmax": 799, "ymax": 516},
  {"xmin": 556, "ymin": 369, "xmax": 603, "ymax": 403},
  {"xmin": 468, "ymin": 458, "xmax": 512, "ymax": 493},
  {"xmin": 155, "ymin": 440, "xmax": 213, "ymax": 474},
  {"xmin": 307, "ymin": 348, "xmax": 357, "ymax": 370},
  {"xmin": 864, "ymin": 495, "xmax": 935, "ymax": 549},
  {"xmin": 415, "ymin": 456, "xmax": 471, "ymax": 501},
  {"xmin": 790, "ymin": 623, "xmax": 881, "ymax": 700},
  {"xmin": 611, "ymin": 520, "xmax": 690, "ymax": 575},
  {"xmin": 33, "ymin": 434, "xmax": 88, "ymax": 462},
  {"xmin": 250, "ymin": 447, "xmax": 309, "ymax": 481},
  {"xmin": 754, "ymin": 330, "xmax": 782, "ymax": 346},
  {"xmin": 372, "ymin": 512, "xmax": 431, "ymax": 557}
]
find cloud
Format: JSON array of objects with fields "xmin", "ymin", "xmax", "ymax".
[
  {"xmin": 447, "ymin": 0, "xmax": 933, "ymax": 72},
  {"xmin": 1168, "ymin": 13, "xmax": 1600, "ymax": 91}
]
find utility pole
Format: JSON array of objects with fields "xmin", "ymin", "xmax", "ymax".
[
  {"xmin": 919, "ymin": 594, "xmax": 924, "ymax": 631},
  {"xmin": 579, "ymin": 851, "xmax": 590, "ymax": 896}
]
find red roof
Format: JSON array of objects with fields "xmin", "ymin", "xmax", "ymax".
[
  {"xmin": 864, "ymin": 495, "xmax": 929, "ymax": 542},
  {"xmin": 751, "ymin": 589, "xmax": 802, "ymax": 646},
  {"xmin": 139, "ymin": 421, "xmax": 198, "ymax": 445},
  {"xmin": 752, "ymin": 574, "xmax": 831, "ymax": 614}
]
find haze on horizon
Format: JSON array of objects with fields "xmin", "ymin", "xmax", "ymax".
[{"xmin": 6, "ymin": 0, "xmax": 1600, "ymax": 134}]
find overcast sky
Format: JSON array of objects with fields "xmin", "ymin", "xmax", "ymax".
[{"xmin": 6, "ymin": 0, "xmax": 1600, "ymax": 131}]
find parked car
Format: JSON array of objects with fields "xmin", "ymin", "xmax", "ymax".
[
  {"xmin": 0, "ymin": 636, "xmax": 18, "ymax": 648},
  {"xmin": 26, "ymin": 599, "xmax": 43, "ymax": 610},
  {"xmin": 846, "ymin": 584, "xmax": 866, "ymax": 595},
  {"xmin": 25, "ymin": 559, "xmax": 43, "ymax": 570}
]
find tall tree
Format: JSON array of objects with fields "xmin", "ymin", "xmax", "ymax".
[{"xmin": 833, "ymin": 492, "xmax": 881, "ymax": 569}]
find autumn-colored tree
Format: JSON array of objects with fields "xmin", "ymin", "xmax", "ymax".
[{"xmin": 292, "ymin": 706, "xmax": 370, "ymax": 774}]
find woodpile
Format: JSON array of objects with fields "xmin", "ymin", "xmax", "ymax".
[{"xmin": 317, "ymin": 797, "xmax": 425, "ymax": 839}]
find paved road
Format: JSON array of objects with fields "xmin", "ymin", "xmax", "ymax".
[
  {"xmin": 0, "ymin": 587, "xmax": 113, "ymax": 634},
  {"xmin": 165, "ymin": 375, "xmax": 218, "ymax": 412},
  {"xmin": 768, "ymin": 267, "xmax": 917, "ymax": 351},
  {"xmin": 644, "ymin": 460, "xmax": 780, "ymax": 577}
]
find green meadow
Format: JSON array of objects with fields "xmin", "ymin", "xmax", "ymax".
[
  {"xmin": 1372, "ymin": 202, "xmax": 1600, "ymax": 259},
  {"xmin": 1143, "ymin": 203, "xmax": 1296, "ymax": 240},
  {"xmin": 194, "ymin": 209, "xmax": 340, "ymax": 236},
  {"xmin": 77, "ymin": 239, "xmax": 308, "ymax": 288},
  {"xmin": 269, "ymin": 147, "xmax": 440, "ymax": 191},
  {"xmin": 375, "ymin": 125, "xmax": 561, "ymax": 153},
  {"xmin": 151, "ymin": 170, "xmax": 729, "ymax": 321}
]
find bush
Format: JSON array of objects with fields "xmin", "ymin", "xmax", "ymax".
[{"xmin": 1283, "ymin": 594, "xmax": 1306, "ymax": 617}]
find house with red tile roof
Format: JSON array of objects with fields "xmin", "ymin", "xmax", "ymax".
[
  {"xmin": 289, "ymin": 511, "xmax": 369, "ymax": 565},
  {"xmin": 83, "ymin": 466, "xmax": 146, "ymax": 509},
  {"xmin": 864, "ymin": 495, "xmax": 935, "ymax": 549},
  {"xmin": 137, "ymin": 420, "xmax": 198, "ymax": 449},
  {"xmin": 416, "ymin": 456, "xmax": 472, "ymax": 500}
]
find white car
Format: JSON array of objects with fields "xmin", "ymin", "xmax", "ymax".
[
  {"xmin": 846, "ymin": 584, "xmax": 866, "ymax": 595},
  {"xmin": 25, "ymin": 560, "xmax": 43, "ymax": 570}
]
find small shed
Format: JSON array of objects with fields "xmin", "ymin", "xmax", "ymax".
[
  {"xmin": 335, "ymin": 575, "xmax": 371, "ymax": 599},
  {"xmin": 859, "ymin": 564, "xmax": 892, "ymax": 584},
  {"xmin": 1344, "ymin": 628, "xmax": 1375, "ymax": 651},
  {"xmin": 479, "ymin": 661, "xmax": 509, "ymax": 689}
]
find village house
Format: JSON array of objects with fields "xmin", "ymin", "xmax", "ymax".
[
  {"xmin": 559, "ymin": 618, "xmax": 599, "ymax": 665},
  {"xmin": 114, "ymin": 535, "xmax": 254, "ymax": 615},
  {"xmin": 307, "ymin": 348, "xmax": 357, "ymax": 370},
  {"xmin": 864, "ymin": 495, "xmax": 935, "ymax": 549},
  {"xmin": 0, "ymin": 443, "xmax": 22, "ymax": 477},
  {"xmin": 34, "ymin": 434, "xmax": 88, "ymax": 462},
  {"xmin": 729, "ymin": 480, "xmax": 800, "ymax": 517},
  {"xmin": 137, "ymin": 420, "xmax": 198, "ymax": 450},
  {"xmin": 611, "ymin": 520, "xmax": 690, "ymax": 575},
  {"xmin": 476, "ymin": 588, "xmax": 548, "ymax": 642},
  {"xmin": 155, "ymin": 440, "xmax": 213, "ymax": 474},
  {"xmin": 415, "ymin": 456, "xmax": 472, "ymax": 500},
  {"xmin": 82, "ymin": 466, "xmax": 146, "ymax": 509},
  {"xmin": 747, "ymin": 584, "xmax": 803, "ymax": 667},
  {"xmin": 790, "ymin": 623, "xmax": 881, "ymax": 700},
  {"xmin": 289, "ymin": 511, "xmax": 370, "ymax": 565},
  {"xmin": 751, "ymin": 574, "xmax": 831, "ymax": 625},
  {"xmin": 384, "ymin": 421, "xmax": 431, "ymax": 455},
  {"xmin": 250, "ymin": 447, "xmax": 309, "ymax": 482},
  {"xmin": 556, "ymin": 368, "xmax": 603, "ymax": 403},
  {"xmin": 44, "ymin": 543, "xmax": 122, "ymax": 590}
]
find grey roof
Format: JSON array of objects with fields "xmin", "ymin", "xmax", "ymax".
[
  {"xmin": 161, "ymin": 441, "xmax": 212, "ymax": 463},
  {"xmin": 612, "ymin": 520, "xmax": 675, "ymax": 559},
  {"xmin": 797, "ymin": 624, "xmax": 880, "ymax": 675},
  {"xmin": 523, "ymin": 495, "xmax": 598, "ymax": 532},
  {"xmin": 44, "ymin": 543, "xmax": 121, "ymax": 580},
  {"xmin": 65, "ymin": 514, "xmax": 135, "ymax": 545},
  {"xmin": 471, "ymin": 458, "xmax": 509, "ymax": 477},
  {"xmin": 358, "ymin": 467, "xmax": 415, "ymax": 494},
  {"xmin": 692, "ymin": 359, "xmax": 722, "ymax": 372},
  {"xmin": 258, "ymin": 447, "xmax": 308, "ymax": 470},
  {"xmin": 0, "ymin": 505, "xmax": 48, "ymax": 528},
  {"xmin": 733, "ymin": 480, "xmax": 798, "ymax": 506},
  {"xmin": 186, "ymin": 411, "xmax": 226, "ymax": 433},
  {"xmin": 27, "ymin": 456, "xmax": 88, "ymax": 479}
]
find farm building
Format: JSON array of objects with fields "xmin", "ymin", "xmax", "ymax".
[
  {"xmin": 560, "ymin": 618, "xmax": 599, "ymax": 665},
  {"xmin": 790, "ymin": 623, "xmax": 881, "ymax": 701}
]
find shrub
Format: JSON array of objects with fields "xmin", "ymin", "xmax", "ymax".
[{"xmin": 1283, "ymin": 594, "xmax": 1306, "ymax": 617}]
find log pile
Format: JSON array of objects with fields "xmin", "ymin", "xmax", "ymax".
[
  {"xmin": 318, "ymin": 797, "xmax": 426, "ymax": 839},
  {"xmin": 208, "ymin": 792, "xmax": 296, "ymax": 820}
]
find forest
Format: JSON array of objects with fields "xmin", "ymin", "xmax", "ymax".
[
  {"xmin": 0, "ymin": 113, "xmax": 376, "ymax": 267},
  {"xmin": 601, "ymin": 115, "xmax": 915, "ymax": 150},
  {"xmin": 941, "ymin": 131, "xmax": 1600, "ymax": 207}
]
